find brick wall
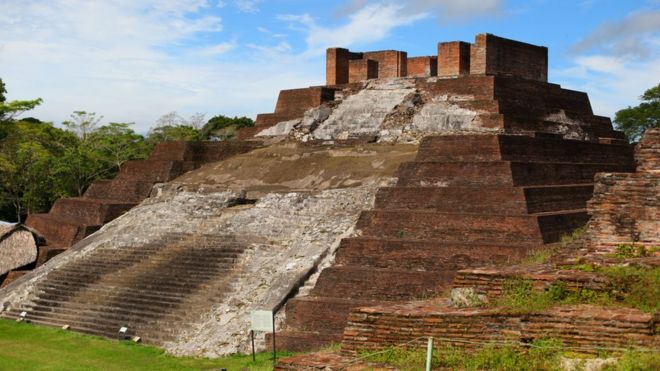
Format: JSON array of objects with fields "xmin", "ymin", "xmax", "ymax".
[
  {"xmin": 438, "ymin": 41, "xmax": 471, "ymax": 77},
  {"xmin": 407, "ymin": 56, "xmax": 438, "ymax": 77},
  {"xmin": 362, "ymin": 50, "xmax": 407, "ymax": 78},
  {"xmin": 470, "ymin": 33, "xmax": 548, "ymax": 82},
  {"xmin": 586, "ymin": 129, "xmax": 659, "ymax": 246},
  {"xmin": 349, "ymin": 59, "xmax": 378, "ymax": 83},
  {"xmin": 274, "ymin": 87, "xmax": 335, "ymax": 116},
  {"xmin": 326, "ymin": 48, "xmax": 362, "ymax": 85},
  {"xmin": 341, "ymin": 303, "xmax": 658, "ymax": 354}
]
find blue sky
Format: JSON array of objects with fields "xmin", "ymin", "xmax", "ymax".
[{"xmin": 1, "ymin": 0, "xmax": 659, "ymax": 132}]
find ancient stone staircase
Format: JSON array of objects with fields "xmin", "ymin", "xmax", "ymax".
[
  {"xmin": 1, "ymin": 141, "xmax": 258, "ymax": 287},
  {"xmin": 0, "ymin": 233, "xmax": 249, "ymax": 344},
  {"xmin": 274, "ymin": 133, "xmax": 635, "ymax": 351}
]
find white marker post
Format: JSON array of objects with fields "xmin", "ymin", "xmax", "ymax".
[
  {"xmin": 250, "ymin": 310, "xmax": 276, "ymax": 365},
  {"xmin": 426, "ymin": 337, "xmax": 434, "ymax": 371}
]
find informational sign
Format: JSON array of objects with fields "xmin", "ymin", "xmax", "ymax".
[{"xmin": 250, "ymin": 310, "xmax": 274, "ymax": 332}]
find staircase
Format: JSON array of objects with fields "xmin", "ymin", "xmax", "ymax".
[
  {"xmin": 274, "ymin": 133, "xmax": 635, "ymax": 351},
  {"xmin": 0, "ymin": 233, "xmax": 248, "ymax": 344}
]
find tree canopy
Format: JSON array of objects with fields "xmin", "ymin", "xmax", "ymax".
[
  {"xmin": 201, "ymin": 114, "xmax": 254, "ymax": 140},
  {"xmin": 614, "ymin": 83, "xmax": 660, "ymax": 142},
  {"xmin": 0, "ymin": 78, "xmax": 256, "ymax": 222},
  {"xmin": 0, "ymin": 78, "xmax": 43, "ymax": 123}
]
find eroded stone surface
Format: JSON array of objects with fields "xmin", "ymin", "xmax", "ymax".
[{"xmin": 0, "ymin": 226, "xmax": 38, "ymax": 276}]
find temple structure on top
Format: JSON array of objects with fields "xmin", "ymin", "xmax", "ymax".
[{"xmin": 326, "ymin": 33, "xmax": 548, "ymax": 85}]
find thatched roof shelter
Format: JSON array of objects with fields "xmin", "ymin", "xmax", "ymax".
[{"xmin": 0, "ymin": 225, "xmax": 41, "ymax": 276}]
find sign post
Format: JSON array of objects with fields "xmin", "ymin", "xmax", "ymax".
[
  {"xmin": 250, "ymin": 310, "xmax": 276, "ymax": 365},
  {"xmin": 426, "ymin": 337, "xmax": 434, "ymax": 371}
]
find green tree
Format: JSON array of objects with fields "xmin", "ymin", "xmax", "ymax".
[
  {"xmin": 0, "ymin": 121, "xmax": 74, "ymax": 221},
  {"xmin": 201, "ymin": 114, "xmax": 254, "ymax": 140},
  {"xmin": 62, "ymin": 111, "xmax": 103, "ymax": 141},
  {"xmin": 614, "ymin": 83, "xmax": 660, "ymax": 142},
  {"xmin": 0, "ymin": 78, "xmax": 43, "ymax": 122},
  {"xmin": 89, "ymin": 123, "xmax": 150, "ymax": 169},
  {"xmin": 57, "ymin": 114, "xmax": 150, "ymax": 197},
  {"xmin": 0, "ymin": 79, "xmax": 6, "ymax": 103}
]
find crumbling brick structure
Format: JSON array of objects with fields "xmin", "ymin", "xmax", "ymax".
[
  {"xmin": 325, "ymin": 33, "xmax": 547, "ymax": 85},
  {"xmin": 586, "ymin": 128, "xmax": 659, "ymax": 248}
]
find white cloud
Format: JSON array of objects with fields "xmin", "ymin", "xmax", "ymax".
[
  {"xmin": 0, "ymin": 0, "xmax": 320, "ymax": 132},
  {"xmin": 555, "ymin": 53, "xmax": 660, "ymax": 118},
  {"xmin": 233, "ymin": 0, "xmax": 261, "ymax": 13},
  {"xmin": 557, "ymin": 9, "xmax": 660, "ymax": 119},
  {"xmin": 336, "ymin": 0, "xmax": 503, "ymax": 20},
  {"xmin": 570, "ymin": 9, "xmax": 660, "ymax": 58},
  {"xmin": 280, "ymin": 3, "xmax": 428, "ymax": 56},
  {"xmin": 199, "ymin": 41, "xmax": 238, "ymax": 56}
]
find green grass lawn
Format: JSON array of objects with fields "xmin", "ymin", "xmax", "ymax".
[{"xmin": 0, "ymin": 319, "xmax": 287, "ymax": 370}]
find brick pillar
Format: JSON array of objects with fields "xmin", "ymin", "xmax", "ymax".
[
  {"xmin": 437, "ymin": 41, "xmax": 471, "ymax": 77},
  {"xmin": 327, "ymin": 48, "xmax": 351, "ymax": 85}
]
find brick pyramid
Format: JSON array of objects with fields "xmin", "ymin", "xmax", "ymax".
[{"xmin": 275, "ymin": 133, "xmax": 635, "ymax": 350}]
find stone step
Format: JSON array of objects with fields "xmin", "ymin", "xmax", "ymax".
[
  {"xmin": 148, "ymin": 141, "xmax": 197, "ymax": 161},
  {"xmin": 1, "ymin": 309, "xmax": 181, "ymax": 344},
  {"xmin": 88, "ymin": 247, "xmax": 245, "ymax": 259},
  {"xmin": 523, "ymin": 184, "xmax": 594, "ymax": 213},
  {"xmin": 500, "ymin": 116, "xmax": 627, "ymax": 141},
  {"xmin": 416, "ymin": 134, "xmax": 634, "ymax": 164},
  {"xmin": 28, "ymin": 296, "xmax": 213, "ymax": 324},
  {"xmin": 284, "ymin": 296, "xmax": 380, "ymax": 335},
  {"xmin": 84, "ymin": 179, "xmax": 154, "ymax": 203},
  {"xmin": 57, "ymin": 259, "xmax": 238, "ymax": 275},
  {"xmin": 25, "ymin": 213, "xmax": 100, "ymax": 247},
  {"xmin": 17, "ymin": 304, "xmax": 190, "ymax": 328},
  {"xmin": 374, "ymin": 186, "xmax": 527, "ymax": 213},
  {"xmin": 40, "ymin": 271, "xmax": 228, "ymax": 292},
  {"xmin": 49, "ymin": 197, "xmax": 136, "ymax": 225},
  {"xmin": 28, "ymin": 295, "xmax": 210, "ymax": 318},
  {"xmin": 335, "ymin": 237, "xmax": 535, "ymax": 270},
  {"xmin": 35, "ymin": 282, "xmax": 199, "ymax": 303},
  {"xmin": 266, "ymin": 330, "xmax": 342, "ymax": 353},
  {"xmin": 191, "ymin": 141, "xmax": 260, "ymax": 163},
  {"xmin": 452, "ymin": 265, "xmax": 613, "ymax": 297},
  {"xmin": 375, "ymin": 184, "xmax": 594, "ymax": 213},
  {"xmin": 116, "ymin": 160, "xmax": 196, "ymax": 182},
  {"xmin": 396, "ymin": 161, "xmax": 635, "ymax": 187},
  {"xmin": 0, "ymin": 310, "xmax": 141, "ymax": 340},
  {"xmin": 310, "ymin": 266, "xmax": 455, "ymax": 301},
  {"xmin": 62, "ymin": 252, "xmax": 241, "ymax": 266},
  {"xmin": 149, "ymin": 140, "xmax": 259, "ymax": 164},
  {"xmin": 356, "ymin": 210, "xmax": 536, "ymax": 243}
]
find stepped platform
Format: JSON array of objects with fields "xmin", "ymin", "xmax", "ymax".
[
  {"xmin": 0, "ymin": 233, "xmax": 248, "ymax": 344},
  {"xmin": 275, "ymin": 133, "xmax": 635, "ymax": 351},
  {"xmin": 277, "ymin": 130, "xmax": 658, "ymax": 368},
  {"xmin": 453, "ymin": 264, "xmax": 613, "ymax": 297},
  {"xmin": 340, "ymin": 301, "xmax": 658, "ymax": 354}
]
